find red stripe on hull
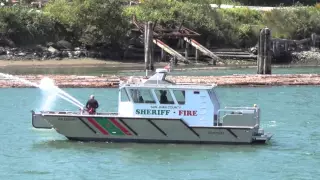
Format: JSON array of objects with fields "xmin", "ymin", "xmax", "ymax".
[
  {"xmin": 109, "ymin": 118, "xmax": 132, "ymax": 136},
  {"xmin": 87, "ymin": 117, "xmax": 109, "ymax": 135}
]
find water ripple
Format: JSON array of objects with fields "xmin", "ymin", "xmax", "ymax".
[{"xmin": 0, "ymin": 86, "xmax": 320, "ymax": 180}]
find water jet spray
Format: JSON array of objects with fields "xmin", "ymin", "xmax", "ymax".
[{"xmin": 0, "ymin": 73, "xmax": 84, "ymax": 110}]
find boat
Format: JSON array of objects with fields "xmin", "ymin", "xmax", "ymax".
[{"xmin": 31, "ymin": 69, "xmax": 273, "ymax": 144}]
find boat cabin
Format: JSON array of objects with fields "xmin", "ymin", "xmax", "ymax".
[{"xmin": 118, "ymin": 69, "xmax": 220, "ymax": 127}]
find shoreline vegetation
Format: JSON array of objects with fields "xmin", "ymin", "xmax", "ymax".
[{"xmin": 1, "ymin": 0, "xmax": 320, "ymax": 66}]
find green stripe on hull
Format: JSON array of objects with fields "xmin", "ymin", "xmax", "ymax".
[{"xmin": 94, "ymin": 118, "xmax": 125, "ymax": 136}]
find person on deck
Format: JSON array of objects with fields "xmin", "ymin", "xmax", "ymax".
[
  {"xmin": 160, "ymin": 90, "xmax": 169, "ymax": 104},
  {"xmin": 85, "ymin": 95, "xmax": 99, "ymax": 114}
]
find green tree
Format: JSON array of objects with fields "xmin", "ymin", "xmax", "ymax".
[{"xmin": 44, "ymin": 0, "xmax": 129, "ymax": 47}]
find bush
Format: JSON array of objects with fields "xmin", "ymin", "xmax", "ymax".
[
  {"xmin": 44, "ymin": 0, "xmax": 129, "ymax": 47},
  {"xmin": 263, "ymin": 6, "xmax": 320, "ymax": 39},
  {"xmin": 124, "ymin": 0, "xmax": 262, "ymax": 48},
  {"xmin": 1, "ymin": 0, "xmax": 320, "ymax": 50},
  {"xmin": 231, "ymin": 0, "xmax": 318, "ymax": 6},
  {"xmin": 124, "ymin": 1, "xmax": 320, "ymax": 48},
  {"xmin": 0, "ymin": 0, "xmax": 129, "ymax": 48},
  {"xmin": 0, "ymin": 6, "xmax": 57, "ymax": 46}
]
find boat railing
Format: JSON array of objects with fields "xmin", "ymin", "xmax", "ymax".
[
  {"xmin": 223, "ymin": 106, "xmax": 258, "ymax": 110},
  {"xmin": 39, "ymin": 111, "xmax": 118, "ymax": 116},
  {"xmin": 175, "ymin": 83, "xmax": 217, "ymax": 87},
  {"xmin": 217, "ymin": 106, "xmax": 260, "ymax": 127}
]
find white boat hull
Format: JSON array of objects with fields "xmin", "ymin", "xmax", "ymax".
[{"xmin": 32, "ymin": 112, "xmax": 272, "ymax": 144}]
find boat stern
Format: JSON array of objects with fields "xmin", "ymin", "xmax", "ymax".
[
  {"xmin": 252, "ymin": 128, "xmax": 273, "ymax": 144},
  {"xmin": 217, "ymin": 106, "xmax": 273, "ymax": 144},
  {"xmin": 31, "ymin": 110, "xmax": 53, "ymax": 129}
]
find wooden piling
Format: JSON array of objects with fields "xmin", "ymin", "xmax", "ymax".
[
  {"xmin": 272, "ymin": 41, "xmax": 276, "ymax": 57},
  {"xmin": 151, "ymin": 42, "xmax": 155, "ymax": 70},
  {"xmin": 185, "ymin": 42, "xmax": 189, "ymax": 60},
  {"xmin": 195, "ymin": 49, "xmax": 199, "ymax": 64},
  {"xmin": 257, "ymin": 29, "xmax": 263, "ymax": 74},
  {"xmin": 275, "ymin": 40, "xmax": 280, "ymax": 58},
  {"xmin": 311, "ymin": 33, "xmax": 317, "ymax": 49},
  {"xmin": 177, "ymin": 38, "xmax": 184, "ymax": 49},
  {"xmin": 161, "ymin": 48, "xmax": 165, "ymax": 62},
  {"xmin": 284, "ymin": 41, "xmax": 288, "ymax": 52},
  {"xmin": 148, "ymin": 21, "xmax": 154, "ymax": 71},
  {"xmin": 144, "ymin": 21, "xmax": 153, "ymax": 75},
  {"xmin": 257, "ymin": 28, "xmax": 272, "ymax": 74},
  {"xmin": 144, "ymin": 23, "xmax": 149, "ymax": 76},
  {"xmin": 264, "ymin": 29, "xmax": 272, "ymax": 74}
]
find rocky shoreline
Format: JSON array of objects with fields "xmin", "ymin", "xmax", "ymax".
[
  {"xmin": 0, "ymin": 40, "xmax": 123, "ymax": 61},
  {"xmin": 0, "ymin": 41, "xmax": 320, "ymax": 66},
  {"xmin": 291, "ymin": 50, "xmax": 320, "ymax": 65}
]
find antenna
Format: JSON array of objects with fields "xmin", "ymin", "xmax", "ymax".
[{"xmin": 157, "ymin": 72, "xmax": 159, "ymax": 85}]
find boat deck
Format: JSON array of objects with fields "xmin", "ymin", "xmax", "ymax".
[{"xmin": 36, "ymin": 111, "xmax": 258, "ymax": 129}]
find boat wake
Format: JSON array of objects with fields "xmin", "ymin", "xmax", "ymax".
[{"xmin": 264, "ymin": 120, "xmax": 277, "ymax": 128}]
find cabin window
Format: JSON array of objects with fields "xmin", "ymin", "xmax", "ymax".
[
  {"xmin": 129, "ymin": 89, "xmax": 156, "ymax": 104},
  {"xmin": 154, "ymin": 89, "xmax": 174, "ymax": 104},
  {"xmin": 172, "ymin": 90, "xmax": 185, "ymax": 105},
  {"xmin": 120, "ymin": 88, "xmax": 130, "ymax": 102}
]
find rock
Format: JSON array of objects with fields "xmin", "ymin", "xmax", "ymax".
[
  {"xmin": 46, "ymin": 42, "xmax": 55, "ymax": 47},
  {"xmin": 250, "ymin": 47, "xmax": 257, "ymax": 55},
  {"xmin": 291, "ymin": 51, "xmax": 320, "ymax": 64},
  {"xmin": 35, "ymin": 45, "xmax": 47, "ymax": 52},
  {"xmin": 74, "ymin": 50, "xmax": 82, "ymax": 57},
  {"xmin": 67, "ymin": 51, "xmax": 73, "ymax": 58},
  {"xmin": 6, "ymin": 50, "xmax": 13, "ymax": 56},
  {"xmin": 0, "ymin": 47, "xmax": 5, "ymax": 55},
  {"xmin": 310, "ymin": 47, "xmax": 320, "ymax": 52},
  {"xmin": 56, "ymin": 40, "xmax": 73, "ymax": 50},
  {"xmin": 216, "ymin": 61, "xmax": 225, "ymax": 66},
  {"xmin": 0, "ymin": 37, "xmax": 16, "ymax": 47},
  {"xmin": 16, "ymin": 52, "xmax": 26, "ymax": 56},
  {"xmin": 48, "ymin": 46, "xmax": 58, "ymax": 53},
  {"xmin": 61, "ymin": 51, "xmax": 69, "ymax": 58}
]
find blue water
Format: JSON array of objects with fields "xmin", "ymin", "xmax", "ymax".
[{"xmin": 0, "ymin": 84, "xmax": 319, "ymax": 179}]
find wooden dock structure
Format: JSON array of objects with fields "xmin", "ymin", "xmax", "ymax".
[{"xmin": 125, "ymin": 16, "xmax": 255, "ymax": 66}]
